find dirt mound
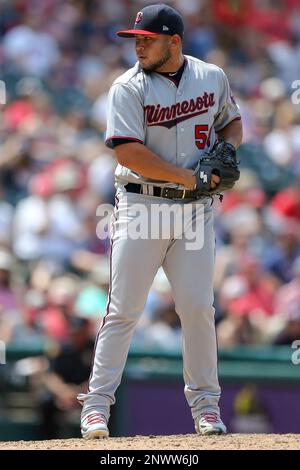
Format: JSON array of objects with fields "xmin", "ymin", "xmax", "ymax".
[{"xmin": 0, "ymin": 434, "xmax": 299, "ymax": 450}]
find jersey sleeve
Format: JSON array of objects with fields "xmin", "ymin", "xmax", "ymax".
[
  {"xmin": 105, "ymin": 83, "xmax": 145, "ymax": 149},
  {"xmin": 213, "ymin": 69, "xmax": 241, "ymax": 132}
]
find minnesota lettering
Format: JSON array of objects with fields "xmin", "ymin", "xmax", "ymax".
[{"xmin": 145, "ymin": 92, "xmax": 215, "ymax": 129}]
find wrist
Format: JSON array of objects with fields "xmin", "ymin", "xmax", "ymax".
[
  {"xmin": 182, "ymin": 170, "xmax": 196, "ymax": 190},
  {"xmin": 225, "ymin": 140, "xmax": 237, "ymax": 150},
  {"xmin": 217, "ymin": 136, "xmax": 240, "ymax": 150}
]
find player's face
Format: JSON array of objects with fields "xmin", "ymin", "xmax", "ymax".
[{"xmin": 135, "ymin": 35, "xmax": 172, "ymax": 72}]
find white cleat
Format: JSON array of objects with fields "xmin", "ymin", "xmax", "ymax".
[
  {"xmin": 195, "ymin": 412, "xmax": 227, "ymax": 435},
  {"xmin": 81, "ymin": 411, "xmax": 109, "ymax": 439}
]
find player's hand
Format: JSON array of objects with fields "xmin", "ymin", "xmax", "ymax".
[
  {"xmin": 210, "ymin": 174, "xmax": 220, "ymax": 189},
  {"xmin": 184, "ymin": 172, "xmax": 197, "ymax": 190},
  {"xmin": 184, "ymin": 171, "xmax": 220, "ymax": 190}
]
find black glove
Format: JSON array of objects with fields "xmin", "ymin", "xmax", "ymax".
[{"xmin": 193, "ymin": 140, "xmax": 240, "ymax": 196}]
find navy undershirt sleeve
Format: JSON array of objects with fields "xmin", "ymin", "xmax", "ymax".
[{"xmin": 111, "ymin": 138, "xmax": 138, "ymax": 148}]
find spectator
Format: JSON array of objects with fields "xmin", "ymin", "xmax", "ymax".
[
  {"xmin": 3, "ymin": 13, "xmax": 60, "ymax": 77},
  {"xmin": 37, "ymin": 316, "xmax": 94, "ymax": 438},
  {"xmin": 263, "ymin": 228, "xmax": 300, "ymax": 284},
  {"xmin": 273, "ymin": 257, "xmax": 300, "ymax": 345}
]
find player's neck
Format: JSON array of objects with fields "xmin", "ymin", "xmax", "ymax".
[{"xmin": 156, "ymin": 54, "xmax": 185, "ymax": 74}]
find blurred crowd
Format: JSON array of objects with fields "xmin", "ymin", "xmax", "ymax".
[{"xmin": 1, "ymin": 0, "xmax": 300, "ymax": 436}]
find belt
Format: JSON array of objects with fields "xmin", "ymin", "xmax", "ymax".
[{"xmin": 124, "ymin": 183, "xmax": 202, "ymax": 200}]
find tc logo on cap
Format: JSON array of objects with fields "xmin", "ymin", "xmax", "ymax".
[{"xmin": 135, "ymin": 12, "xmax": 143, "ymax": 23}]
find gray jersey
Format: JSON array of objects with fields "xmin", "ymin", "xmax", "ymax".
[{"xmin": 105, "ymin": 55, "xmax": 240, "ymax": 189}]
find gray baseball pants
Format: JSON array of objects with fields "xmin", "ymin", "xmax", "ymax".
[{"xmin": 78, "ymin": 190, "xmax": 221, "ymax": 423}]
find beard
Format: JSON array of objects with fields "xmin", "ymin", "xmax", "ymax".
[{"xmin": 141, "ymin": 48, "xmax": 172, "ymax": 73}]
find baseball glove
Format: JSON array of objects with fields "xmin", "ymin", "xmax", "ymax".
[{"xmin": 193, "ymin": 140, "xmax": 240, "ymax": 197}]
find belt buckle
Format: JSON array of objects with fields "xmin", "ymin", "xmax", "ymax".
[
  {"xmin": 170, "ymin": 189, "xmax": 186, "ymax": 200},
  {"xmin": 162, "ymin": 188, "xmax": 168, "ymax": 198},
  {"xmin": 160, "ymin": 188, "xmax": 185, "ymax": 199}
]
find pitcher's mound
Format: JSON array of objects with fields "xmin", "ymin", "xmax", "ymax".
[{"xmin": 0, "ymin": 434, "xmax": 300, "ymax": 450}]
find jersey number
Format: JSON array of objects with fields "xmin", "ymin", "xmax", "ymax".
[{"xmin": 195, "ymin": 125, "xmax": 211, "ymax": 150}]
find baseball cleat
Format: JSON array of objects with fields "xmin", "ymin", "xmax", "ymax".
[
  {"xmin": 195, "ymin": 412, "xmax": 227, "ymax": 435},
  {"xmin": 81, "ymin": 411, "xmax": 109, "ymax": 439}
]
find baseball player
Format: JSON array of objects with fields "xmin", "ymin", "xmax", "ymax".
[{"xmin": 78, "ymin": 4, "xmax": 242, "ymax": 438}]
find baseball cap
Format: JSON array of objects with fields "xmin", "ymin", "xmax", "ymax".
[{"xmin": 117, "ymin": 4, "xmax": 184, "ymax": 38}]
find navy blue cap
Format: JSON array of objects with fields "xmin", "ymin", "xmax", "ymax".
[{"xmin": 117, "ymin": 4, "xmax": 184, "ymax": 39}]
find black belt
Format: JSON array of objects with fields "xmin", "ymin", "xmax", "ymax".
[{"xmin": 125, "ymin": 183, "xmax": 202, "ymax": 200}]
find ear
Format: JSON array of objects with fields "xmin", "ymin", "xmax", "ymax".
[{"xmin": 170, "ymin": 35, "xmax": 181, "ymax": 47}]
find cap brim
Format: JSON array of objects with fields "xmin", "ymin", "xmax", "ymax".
[{"xmin": 117, "ymin": 29, "xmax": 159, "ymax": 38}]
